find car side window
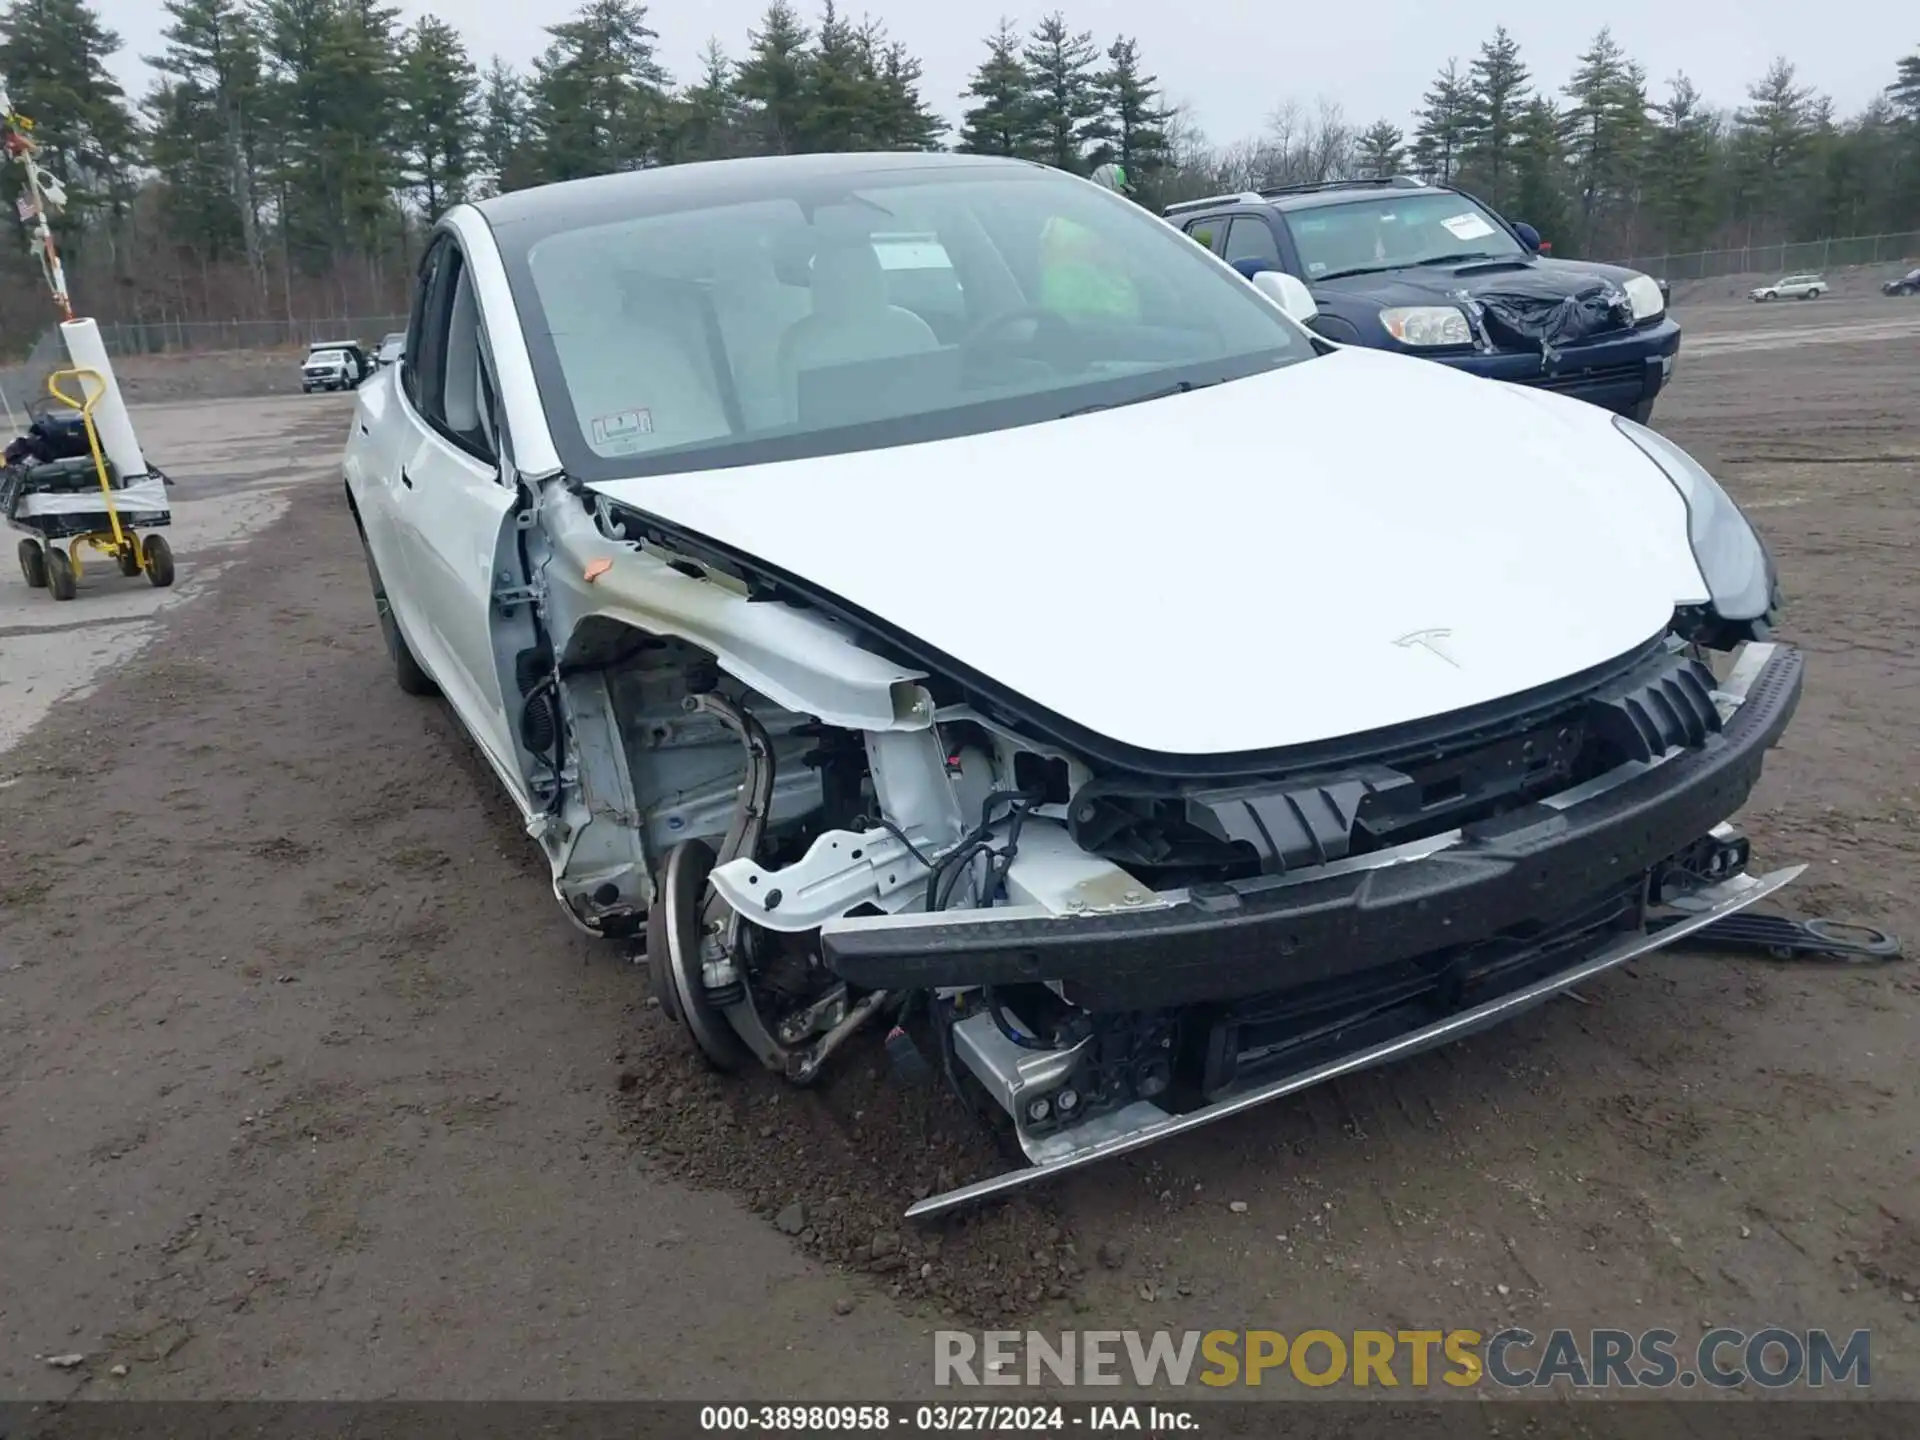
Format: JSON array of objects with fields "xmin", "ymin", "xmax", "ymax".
[
  {"xmin": 1223, "ymin": 217, "xmax": 1283, "ymax": 269},
  {"xmin": 402, "ymin": 241, "xmax": 448, "ymax": 412},
  {"xmin": 1184, "ymin": 217, "xmax": 1221, "ymax": 251},
  {"xmin": 437, "ymin": 256, "xmax": 498, "ymax": 462}
]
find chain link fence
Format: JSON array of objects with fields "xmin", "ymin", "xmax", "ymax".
[
  {"xmin": 91, "ymin": 314, "xmax": 410, "ymax": 356},
  {"xmin": 1617, "ymin": 232, "xmax": 1920, "ymax": 282},
  {"xmin": 0, "ymin": 314, "xmax": 410, "ymax": 419}
]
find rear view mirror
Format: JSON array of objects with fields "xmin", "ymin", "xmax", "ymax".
[
  {"xmin": 1512, "ymin": 222, "xmax": 1542, "ymax": 254},
  {"xmin": 1250, "ymin": 269, "xmax": 1319, "ymax": 325}
]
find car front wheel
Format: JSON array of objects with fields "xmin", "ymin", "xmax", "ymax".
[{"xmin": 360, "ymin": 540, "xmax": 438, "ymax": 697}]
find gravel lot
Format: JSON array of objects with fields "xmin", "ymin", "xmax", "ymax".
[{"xmin": 2, "ymin": 294, "xmax": 1917, "ymax": 1400}]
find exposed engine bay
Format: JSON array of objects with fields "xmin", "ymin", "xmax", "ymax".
[{"xmin": 487, "ymin": 477, "xmax": 1804, "ymax": 1218}]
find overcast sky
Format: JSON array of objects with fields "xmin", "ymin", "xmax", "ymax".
[{"xmin": 93, "ymin": 0, "xmax": 1906, "ymax": 145}]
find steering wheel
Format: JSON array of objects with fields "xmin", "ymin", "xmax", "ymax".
[{"xmin": 961, "ymin": 306, "xmax": 1079, "ymax": 367}]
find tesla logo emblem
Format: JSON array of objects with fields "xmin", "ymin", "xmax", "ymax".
[{"xmin": 1394, "ymin": 628, "xmax": 1460, "ymax": 668}]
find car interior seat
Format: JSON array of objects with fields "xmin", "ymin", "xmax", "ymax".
[
  {"xmin": 703, "ymin": 228, "xmax": 811, "ymax": 431},
  {"xmin": 777, "ymin": 240, "xmax": 940, "ymax": 418},
  {"xmin": 546, "ymin": 264, "xmax": 735, "ymax": 459}
]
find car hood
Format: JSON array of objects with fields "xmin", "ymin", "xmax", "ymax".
[
  {"xmin": 1315, "ymin": 255, "xmax": 1639, "ymax": 311},
  {"xmin": 585, "ymin": 347, "xmax": 1710, "ymax": 757}
]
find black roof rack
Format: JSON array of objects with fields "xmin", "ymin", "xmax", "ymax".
[{"xmin": 1256, "ymin": 175, "xmax": 1429, "ymax": 199}]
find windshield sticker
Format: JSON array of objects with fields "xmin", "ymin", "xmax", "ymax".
[
  {"xmin": 1440, "ymin": 212, "xmax": 1497, "ymax": 241},
  {"xmin": 591, "ymin": 409, "xmax": 655, "ymax": 453}
]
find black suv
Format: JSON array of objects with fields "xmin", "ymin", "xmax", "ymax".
[{"xmin": 1168, "ymin": 177, "xmax": 1682, "ymax": 422}]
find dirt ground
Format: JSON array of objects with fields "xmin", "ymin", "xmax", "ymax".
[{"xmin": 2, "ymin": 295, "xmax": 1917, "ymax": 1401}]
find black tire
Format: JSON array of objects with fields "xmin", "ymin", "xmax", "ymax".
[
  {"xmin": 44, "ymin": 544, "xmax": 76, "ymax": 601},
  {"xmin": 359, "ymin": 539, "xmax": 437, "ymax": 696},
  {"xmin": 141, "ymin": 533, "xmax": 175, "ymax": 588},
  {"xmin": 118, "ymin": 544, "xmax": 142, "ymax": 578},
  {"xmin": 18, "ymin": 537, "xmax": 47, "ymax": 588}
]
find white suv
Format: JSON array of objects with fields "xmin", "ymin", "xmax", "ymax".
[{"xmin": 1750, "ymin": 274, "xmax": 1826, "ymax": 301}]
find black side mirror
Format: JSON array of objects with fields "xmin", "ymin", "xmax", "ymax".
[{"xmin": 1512, "ymin": 222, "xmax": 1542, "ymax": 254}]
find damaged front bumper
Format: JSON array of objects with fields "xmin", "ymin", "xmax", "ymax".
[
  {"xmin": 909, "ymin": 861, "xmax": 1799, "ymax": 1219},
  {"xmin": 814, "ymin": 642, "xmax": 1802, "ymax": 1218},
  {"xmin": 1448, "ymin": 317, "xmax": 1680, "ymax": 416},
  {"xmin": 823, "ymin": 643, "xmax": 1802, "ymax": 1007}
]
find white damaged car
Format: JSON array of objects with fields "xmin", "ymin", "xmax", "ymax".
[{"xmin": 343, "ymin": 152, "xmax": 1803, "ymax": 1217}]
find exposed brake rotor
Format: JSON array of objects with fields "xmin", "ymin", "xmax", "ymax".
[
  {"xmin": 649, "ymin": 838, "xmax": 747, "ymax": 1071},
  {"xmin": 647, "ymin": 692, "xmax": 894, "ymax": 1084}
]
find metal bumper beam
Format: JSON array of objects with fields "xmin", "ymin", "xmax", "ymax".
[{"xmin": 905, "ymin": 864, "xmax": 1802, "ymax": 1220}]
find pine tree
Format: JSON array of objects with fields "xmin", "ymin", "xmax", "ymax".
[
  {"xmin": 394, "ymin": 15, "xmax": 477, "ymax": 217},
  {"xmin": 1022, "ymin": 12, "xmax": 1103, "ymax": 173},
  {"xmin": 143, "ymin": 0, "xmax": 266, "ymax": 281},
  {"xmin": 1354, "ymin": 119, "xmax": 1406, "ymax": 179},
  {"xmin": 1887, "ymin": 46, "xmax": 1920, "ymax": 122},
  {"xmin": 858, "ymin": 21, "xmax": 943, "ymax": 151},
  {"xmin": 798, "ymin": 1, "xmax": 873, "ymax": 152},
  {"xmin": 529, "ymin": 0, "xmax": 670, "ymax": 180},
  {"xmin": 1561, "ymin": 27, "xmax": 1650, "ymax": 253},
  {"xmin": 1731, "ymin": 57, "xmax": 1813, "ymax": 238},
  {"xmin": 1509, "ymin": 98, "xmax": 1572, "ymax": 247},
  {"xmin": 251, "ymin": 0, "xmax": 405, "ymax": 277},
  {"xmin": 956, "ymin": 19, "xmax": 1037, "ymax": 158},
  {"xmin": 734, "ymin": 1, "xmax": 810, "ymax": 156},
  {"xmin": 1463, "ymin": 26, "xmax": 1531, "ymax": 205},
  {"xmin": 1091, "ymin": 37, "xmax": 1171, "ymax": 189},
  {"xmin": 477, "ymin": 58, "xmax": 535, "ymax": 193},
  {"xmin": 1410, "ymin": 58, "xmax": 1479, "ymax": 183},
  {"xmin": 1643, "ymin": 76, "xmax": 1719, "ymax": 253},
  {"xmin": 664, "ymin": 40, "xmax": 743, "ymax": 163},
  {"xmin": 320, "ymin": 0, "xmax": 405, "ymax": 262},
  {"xmin": 252, "ymin": 0, "xmax": 333, "ymax": 278}
]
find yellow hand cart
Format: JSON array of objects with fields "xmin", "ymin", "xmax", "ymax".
[{"xmin": 7, "ymin": 366, "xmax": 174, "ymax": 601}]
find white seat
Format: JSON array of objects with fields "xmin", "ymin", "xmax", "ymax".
[
  {"xmin": 705, "ymin": 233, "xmax": 811, "ymax": 431},
  {"xmin": 777, "ymin": 243, "xmax": 939, "ymax": 416},
  {"xmin": 550, "ymin": 282, "xmax": 732, "ymax": 459}
]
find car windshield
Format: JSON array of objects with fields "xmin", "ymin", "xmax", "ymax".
[
  {"xmin": 1286, "ymin": 192, "xmax": 1527, "ymax": 279},
  {"xmin": 495, "ymin": 163, "xmax": 1316, "ymax": 480}
]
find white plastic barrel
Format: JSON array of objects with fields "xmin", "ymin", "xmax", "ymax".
[{"xmin": 58, "ymin": 318, "xmax": 148, "ymax": 480}]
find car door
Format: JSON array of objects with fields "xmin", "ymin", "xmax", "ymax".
[
  {"xmin": 389, "ymin": 236, "xmax": 524, "ymax": 797},
  {"xmin": 354, "ymin": 242, "xmax": 448, "ymax": 669}
]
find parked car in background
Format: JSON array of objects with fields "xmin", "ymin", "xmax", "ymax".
[
  {"xmin": 1750, "ymin": 274, "xmax": 1826, "ymax": 301},
  {"xmin": 1166, "ymin": 177, "xmax": 1680, "ymax": 422},
  {"xmin": 1882, "ymin": 267, "xmax": 1920, "ymax": 297},
  {"xmin": 301, "ymin": 340, "xmax": 370, "ymax": 392},
  {"xmin": 375, "ymin": 331, "xmax": 406, "ymax": 366}
]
